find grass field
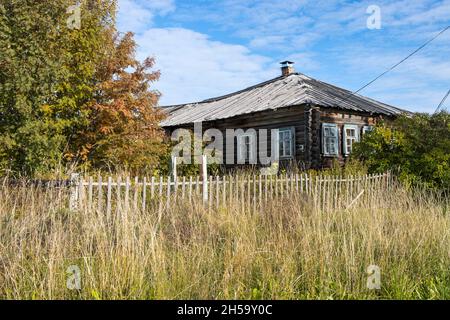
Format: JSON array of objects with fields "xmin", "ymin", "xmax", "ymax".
[{"xmin": 0, "ymin": 178, "xmax": 449, "ymax": 300}]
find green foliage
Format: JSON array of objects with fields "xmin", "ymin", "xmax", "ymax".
[
  {"xmin": 0, "ymin": 1, "xmax": 68, "ymax": 174},
  {"xmin": 0, "ymin": 0, "xmax": 113, "ymax": 175},
  {"xmin": 353, "ymin": 112, "xmax": 450, "ymax": 189},
  {"xmin": 0, "ymin": 0, "xmax": 168, "ymax": 177}
]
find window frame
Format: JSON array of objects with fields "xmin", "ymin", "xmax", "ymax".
[
  {"xmin": 362, "ymin": 125, "xmax": 374, "ymax": 135},
  {"xmin": 278, "ymin": 127, "xmax": 295, "ymax": 160},
  {"xmin": 343, "ymin": 124, "xmax": 360, "ymax": 156},
  {"xmin": 322, "ymin": 123, "xmax": 339, "ymax": 157}
]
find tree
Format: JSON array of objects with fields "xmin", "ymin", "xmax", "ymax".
[
  {"xmin": 353, "ymin": 112, "xmax": 450, "ymax": 189},
  {"xmin": 0, "ymin": 0, "xmax": 69, "ymax": 174},
  {"xmin": 74, "ymin": 31, "xmax": 168, "ymax": 174},
  {"xmin": 0, "ymin": 0, "xmax": 116, "ymax": 175}
]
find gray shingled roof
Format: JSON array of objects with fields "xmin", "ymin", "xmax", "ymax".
[{"xmin": 160, "ymin": 73, "xmax": 408, "ymax": 127}]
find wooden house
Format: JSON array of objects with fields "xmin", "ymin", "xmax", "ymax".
[{"xmin": 160, "ymin": 62, "xmax": 408, "ymax": 170}]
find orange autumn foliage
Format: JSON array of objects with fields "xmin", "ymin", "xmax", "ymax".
[{"xmin": 77, "ymin": 31, "xmax": 168, "ymax": 173}]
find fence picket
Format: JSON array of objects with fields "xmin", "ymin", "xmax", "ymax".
[
  {"xmin": 134, "ymin": 177, "xmax": 139, "ymax": 212},
  {"xmin": 166, "ymin": 176, "xmax": 171, "ymax": 208},
  {"xmin": 107, "ymin": 177, "xmax": 112, "ymax": 217},
  {"xmin": 125, "ymin": 177, "xmax": 130, "ymax": 212},
  {"xmin": 142, "ymin": 177, "xmax": 147, "ymax": 212},
  {"xmin": 216, "ymin": 176, "xmax": 220, "ymax": 209},
  {"xmin": 222, "ymin": 176, "xmax": 227, "ymax": 206},
  {"xmin": 151, "ymin": 177, "xmax": 155, "ymax": 199},
  {"xmin": 88, "ymin": 176, "xmax": 93, "ymax": 211},
  {"xmin": 98, "ymin": 175, "xmax": 103, "ymax": 213},
  {"xmin": 116, "ymin": 176, "xmax": 122, "ymax": 213},
  {"xmin": 189, "ymin": 176, "xmax": 193, "ymax": 202}
]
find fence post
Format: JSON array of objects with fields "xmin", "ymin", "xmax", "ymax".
[
  {"xmin": 201, "ymin": 155, "xmax": 208, "ymax": 203},
  {"xmin": 170, "ymin": 156, "xmax": 178, "ymax": 179},
  {"xmin": 69, "ymin": 173, "xmax": 80, "ymax": 211}
]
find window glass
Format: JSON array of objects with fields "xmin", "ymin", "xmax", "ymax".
[
  {"xmin": 279, "ymin": 129, "xmax": 293, "ymax": 158},
  {"xmin": 323, "ymin": 124, "xmax": 338, "ymax": 156},
  {"xmin": 344, "ymin": 125, "xmax": 359, "ymax": 155}
]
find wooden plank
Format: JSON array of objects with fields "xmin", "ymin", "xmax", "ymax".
[
  {"xmin": 201, "ymin": 155, "xmax": 208, "ymax": 204},
  {"xmin": 125, "ymin": 176, "xmax": 130, "ymax": 212},
  {"xmin": 159, "ymin": 176, "xmax": 163, "ymax": 199},
  {"xmin": 166, "ymin": 176, "xmax": 171, "ymax": 208},
  {"xmin": 189, "ymin": 176, "xmax": 193, "ymax": 202},
  {"xmin": 235, "ymin": 175, "xmax": 239, "ymax": 204},
  {"xmin": 275, "ymin": 175, "xmax": 278, "ymax": 199},
  {"xmin": 133, "ymin": 176, "xmax": 139, "ymax": 212},
  {"xmin": 258, "ymin": 175, "xmax": 262, "ymax": 209},
  {"xmin": 209, "ymin": 175, "xmax": 213, "ymax": 208},
  {"xmin": 173, "ymin": 175, "xmax": 178, "ymax": 200},
  {"xmin": 216, "ymin": 176, "xmax": 220, "ymax": 208},
  {"xmin": 182, "ymin": 176, "xmax": 186, "ymax": 200},
  {"xmin": 327, "ymin": 175, "xmax": 331, "ymax": 212},
  {"xmin": 158, "ymin": 176, "xmax": 163, "ymax": 214},
  {"xmin": 78, "ymin": 176, "xmax": 84, "ymax": 209},
  {"xmin": 291, "ymin": 173, "xmax": 294, "ymax": 194},
  {"xmin": 305, "ymin": 173, "xmax": 309, "ymax": 195},
  {"xmin": 300, "ymin": 174, "xmax": 304, "ymax": 193},
  {"xmin": 194, "ymin": 176, "xmax": 199, "ymax": 196},
  {"xmin": 107, "ymin": 177, "xmax": 112, "ymax": 217},
  {"xmin": 229, "ymin": 175, "xmax": 233, "ymax": 206},
  {"xmin": 117, "ymin": 176, "xmax": 122, "ymax": 212},
  {"xmin": 142, "ymin": 177, "xmax": 147, "ymax": 212},
  {"xmin": 88, "ymin": 176, "xmax": 93, "ymax": 211},
  {"xmin": 247, "ymin": 176, "xmax": 251, "ymax": 211},
  {"xmin": 264, "ymin": 174, "xmax": 268, "ymax": 203},
  {"xmin": 97, "ymin": 175, "xmax": 103, "ymax": 213},
  {"xmin": 222, "ymin": 176, "xmax": 227, "ymax": 206},
  {"xmin": 151, "ymin": 177, "xmax": 155, "ymax": 199}
]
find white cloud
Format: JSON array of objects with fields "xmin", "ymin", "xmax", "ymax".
[
  {"xmin": 135, "ymin": 28, "xmax": 277, "ymax": 105},
  {"xmin": 117, "ymin": 0, "xmax": 175, "ymax": 32}
]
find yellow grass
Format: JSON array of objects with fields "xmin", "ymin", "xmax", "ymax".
[{"xmin": 0, "ymin": 178, "xmax": 449, "ymax": 300}]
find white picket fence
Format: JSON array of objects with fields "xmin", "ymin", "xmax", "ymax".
[{"xmin": 69, "ymin": 172, "xmax": 393, "ymax": 213}]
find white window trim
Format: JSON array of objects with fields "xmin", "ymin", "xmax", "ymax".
[
  {"xmin": 278, "ymin": 127, "xmax": 295, "ymax": 160},
  {"xmin": 322, "ymin": 123, "xmax": 339, "ymax": 157},
  {"xmin": 343, "ymin": 124, "xmax": 360, "ymax": 156},
  {"xmin": 362, "ymin": 125, "xmax": 374, "ymax": 135},
  {"xmin": 237, "ymin": 133, "xmax": 257, "ymax": 164}
]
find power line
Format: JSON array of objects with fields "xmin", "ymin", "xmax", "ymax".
[
  {"xmin": 435, "ymin": 88, "xmax": 450, "ymax": 113},
  {"xmin": 341, "ymin": 25, "xmax": 450, "ymax": 103}
]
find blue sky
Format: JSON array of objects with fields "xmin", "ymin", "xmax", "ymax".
[{"xmin": 117, "ymin": 0, "xmax": 450, "ymax": 113}]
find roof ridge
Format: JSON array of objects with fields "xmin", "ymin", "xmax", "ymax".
[{"xmin": 160, "ymin": 74, "xmax": 307, "ymax": 108}]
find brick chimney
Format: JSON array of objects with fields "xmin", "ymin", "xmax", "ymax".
[{"xmin": 280, "ymin": 61, "xmax": 295, "ymax": 76}]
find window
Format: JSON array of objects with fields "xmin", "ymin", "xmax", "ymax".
[
  {"xmin": 278, "ymin": 128, "xmax": 295, "ymax": 159},
  {"xmin": 362, "ymin": 125, "xmax": 374, "ymax": 135},
  {"xmin": 322, "ymin": 124, "xmax": 339, "ymax": 156},
  {"xmin": 237, "ymin": 134, "xmax": 256, "ymax": 164},
  {"xmin": 343, "ymin": 124, "xmax": 359, "ymax": 155}
]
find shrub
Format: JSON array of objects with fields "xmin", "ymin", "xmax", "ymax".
[{"xmin": 353, "ymin": 111, "xmax": 450, "ymax": 190}]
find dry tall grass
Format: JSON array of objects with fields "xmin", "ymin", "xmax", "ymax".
[{"xmin": 0, "ymin": 178, "xmax": 449, "ymax": 300}]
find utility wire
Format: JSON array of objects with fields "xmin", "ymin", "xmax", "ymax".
[
  {"xmin": 435, "ymin": 88, "xmax": 450, "ymax": 113},
  {"xmin": 341, "ymin": 25, "xmax": 450, "ymax": 104}
]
